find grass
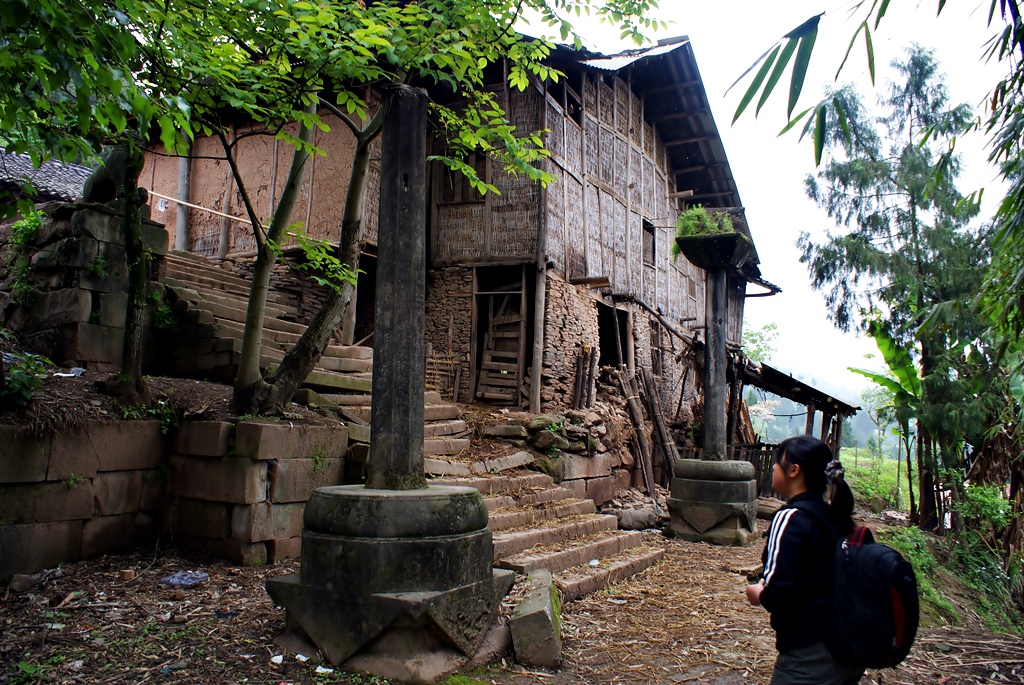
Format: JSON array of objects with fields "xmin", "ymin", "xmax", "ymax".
[{"xmin": 842, "ymin": 447, "xmax": 915, "ymax": 513}]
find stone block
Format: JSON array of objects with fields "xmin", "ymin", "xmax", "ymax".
[
  {"xmin": 140, "ymin": 471, "xmax": 164, "ymax": 511},
  {"xmin": 510, "ymin": 569, "xmax": 562, "ymax": 667},
  {"xmin": 59, "ymin": 322, "xmax": 123, "ymax": 364},
  {"xmin": 31, "ymin": 236, "xmax": 98, "ymax": 270},
  {"xmin": 163, "ymin": 497, "xmax": 230, "ymax": 539},
  {"xmin": 96, "ymin": 292, "xmax": 128, "ymax": 328},
  {"xmin": 81, "ymin": 513, "xmax": 156, "ymax": 558},
  {"xmin": 230, "ymin": 502, "xmax": 304, "ymax": 542},
  {"xmin": 174, "ymin": 421, "xmax": 233, "ymax": 457},
  {"xmin": 347, "ymin": 422, "xmax": 370, "ymax": 443},
  {"xmin": 175, "ymin": 535, "xmax": 267, "ymax": 566},
  {"xmin": 72, "ymin": 207, "xmax": 122, "ymax": 244},
  {"xmin": 561, "ymin": 478, "xmax": 588, "ymax": 500},
  {"xmin": 267, "ymin": 536, "xmax": 302, "ymax": 562},
  {"xmin": 93, "ymin": 471, "xmax": 144, "ymax": 516},
  {"xmin": 269, "ymin": 458, "xmax": 344, "ymax": 503},
  {"xmin": 23, "ymin": 289, "xmax": 91, "ymax": 330},
  {"xmin": 482, "ymin": 424, "xmax": 529, "ymax": 439},
  {"xmin": 234, "ymin": 422, "xmax": 347, "ymax": 461},
  {"xmin": 49, "ymin": 420, "xmax": 163, "ymax": 479},
  {"xmin": 586, "ymin": 476, "xmax": 615, "ymax": 507},
  {"xmin": 142, "ymin": 222, "xmax": 168, "ymax": 255},
  {"xmin": 670, "ymin": 478, "xmax": 756, "ymax": 503},
  {"xmin": 0, "ymin": 426, "xmax": 49, "ymax": 483},
  {"xmin": 612, "ymin": 468, "xmax": 631, "ymax": 496},
  {"xmin": 167, "ymin": 455, "xmax": 268, "ymax": 504},
  {"xmin": 0, "ymin": 481, "xmax": 94, "ymax": 524},
  {"xmin": 561, "ymin": 452, "xmax": 614, "ymax": 480},
  {"xmin": 0, "ymin": 521, "xmax": 83, "ymax": 581}
]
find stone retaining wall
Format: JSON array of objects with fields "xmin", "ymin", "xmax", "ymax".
[
  {"xmin": 541, "ymin": 275, "xmax": 601, "ymax": 410},
  {"xmin": 424, "ymin": 266, "xmax": 474, "ymax": 402},
  {"xmin": 0, "ymin": 418, "xmax": 349, "ymax": 580}
]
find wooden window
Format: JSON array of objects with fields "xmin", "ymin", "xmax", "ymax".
[{"xmin": 642, "ymin": 219, "xmax": 655, "ymax": 266}]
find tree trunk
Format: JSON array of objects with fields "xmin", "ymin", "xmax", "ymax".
[
  {"xmin": 233, "ymin": 100, "xmax": 317, "ymax": 413},
  {"xmin": 253, "ymin": 109, "xmax": 384, "ymax": 412},
  {"xmin": 116, "ymin": 136, "xmax": 150, "ymax": 406},
  {"xmin": 904, "ymin": 434, "xmax": 917, "ymax": 523}
]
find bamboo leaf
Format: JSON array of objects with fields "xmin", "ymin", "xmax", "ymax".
[
  {"xmin": 836, "ymin": 22, "xmax": 867, "ymax": 80},
  {"xmin": 814, "ymin": 103, "xmax": 826, "ymax": 165},
  {"xmin": 938, "ymin": 0, "xmax": 947, "ymax": 13},
  {"xmin": 865, "ymin": 24, "xmax": 875, "ymax": 84},
  {"xmin": 833, "ymin": 96, "xmax": 851, "ymax": 146},
  {"xmin": 783, "ymin": 13, "xmax": 823, "ymax": 39},
  {"xmin": 789, "ymin": 28, "xmax": 818, "ymax": 118},
  {"xmin": 726, "ymin": 42, "xmax": 780, "ymax": 95},
  {"xmin": 778, "ymin": 106, "xmax": 813, "ymax": 136},
  {"xmin": 732, "ymin": 45, "xmax": 780, "ymax": 124},
  {"xmin": 875, "ymin": 0, "xmax": 891, "ymax": 28},
  {"xmin": 756, "ymin": 41, "xmax": 797, "ymax": 116}
]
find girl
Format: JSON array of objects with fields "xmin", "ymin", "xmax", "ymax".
[{"xmin": 745, "ymin": 435, "xmax": 864, "ymax": 685}]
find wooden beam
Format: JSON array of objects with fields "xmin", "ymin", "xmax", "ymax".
[
  {"xmin": 665, "ymin": 136, "xmax": 708, "ymax": 148},
  {"xmin": 640, "ymin": 80, "xmax": 702, "ymax": 97},
  {"xmin": 652, "ymin": 109, "xmax": 709, "ymax": 123}
]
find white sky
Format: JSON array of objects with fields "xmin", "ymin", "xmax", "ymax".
[{"xmin": 525, "ymin": 0, "xmax": 1008, "ymax": 406}]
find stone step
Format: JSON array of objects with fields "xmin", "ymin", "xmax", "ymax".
[
  {"xmin": 555, "ymin": 544, "xmax": 665, "ymax": 602},
  {"xmin": 321, "ymin": 391, "xmax": 441, "ymax": 405},
  {"xmin": 423, "ymin": 438, "xmax": 471, "ymax": 456},
  {"xmin": 517, "ymin": 486, "xmax": 576, "ymax": 507},
  {"xmin": 164, "ymin": 270, "xmax": 293, "ymax": 307},
  {"xmin": 167, "ymin": 283, "xmax": 299, "ymax": 321},
  {"xmin": 492, "ymin": 514, "xmax": 618, "ymax": 560},
  {"xmin": 265, "ymin": 364, "xmax": 373, "ymax": 393},
  {"xmin": 192, "ymin": 298, "xmax": 309, "ymax": 336},
  {"xmin": 165, "ymin": 254, "xmax": 257, "ymax": 290},
  {"xmin": 483, "ymin": 495, "xmax": 517, "ymax": 511},
  {"xmin": 488, "ymin": 498, "xmax": 597, "ymax": 532},
  {"xmin": 343, "ymin": 403, "xmax": 459, "ymax": 423},
  {"xmin": 423, "ymin": 450, "xmax": 535, "ymax": 477},
  {"xmin": 496, "ymin": 529, "xmax": 645, "ymax": 574},
  {"xmin": 431, "ymin": 472, "xmax": 553, "ymax": 497},
  {"xmin": 423, "ymin": 420, "xmax": 469, "ymax": 438},
  {"xmin": 322, "ymin": 345, "xmax": 375, "ymax": 360}
]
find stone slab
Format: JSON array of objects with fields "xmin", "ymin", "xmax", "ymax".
[
  {"xmin": 235, "ymin": 422, "xmax": 347, "ymax": 461},
  {"xmin": 230, "ymin": 502, "xmax": 304, "ymax": 542},
  {"xmin": 96, "ymin": 292, "xmax": 128, "ymax": 328},
  {"xmin": 469, "ymin": 451, "xmax": 535, "ymax": 475},
  {"xmin": 423, "ymin": 438, "xmax": 471, "ymax": 455},
  {"xmin": 498, "ymin": 530, "xmax": 644, "ymax": 575},
  {"xmin": 47, "ymin": 420, "xmax": 163, "ymax": 481},
  {"xmin": 163, "ymin": 497, "xmax": 230, "ymax": 539},
  {"xmin": 174, "ymin": 421, "xmax": 232, "ymax": 457},
  {"xmin": 267, "ymin": 536, "xmax": 302, "ymax": 562},
  {"xmin": 81, "ymin": 512, "xmax": 156, "ymax": 558},
  {"xmin": 0, "ymin": 521, "xmax": 83, "ymax": 581},
  {"xmin": 167, "ymin": 455, "xmax": 268, "ymax": 504},
  {"xmin": 671, "ymin": 477, "xmax": 756, "ymax": 503},
  {"xmin": 556, "ymin": 547, "xmax": 665, "ymax": 602},
  {"xmin": 424, "ymin": 458, "xmax": 472, "ymax": 476},
  {"xmin": 269, "ymin": 458, "xmax": 344, "ymax": 503},
  {"xmin": 0, "ymin": 480, "xmax": 94, "ymax": 524},
  {"xmin": 560, "ymin": 478, "xmax": 588, "ymax": 501},
  {"xmin": 175, "ymin": 535, "xmax": 268, "ymax": 566},
  {"xmin": 510, "ymin": 569, "xmax": 561, "ymax": 667},
  {"xmin": 0, "ymin": 426, "xmax": 49, "ymax": 483},
  {"xmin": 585, "ymin": 475, "xmax": 616, "ymax": 507},
  {"xmin": 93, "ymin": 470, "xmax": 144, "ymax": 516},
  {"xmin": 481, "ymin": 424, "xmax": 529, "ymax": 439},
  {"xmin": 493, "ymin": 515, "xmax": 618, "ymax": 560},
  {"xmin": 63, "ymin": 322, "xmax": 123, "ymax": 364},
  {"xmin": 561, "ymin": 452, "xmax": 615, "ymax": 480}
]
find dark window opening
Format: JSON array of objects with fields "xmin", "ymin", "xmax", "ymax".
[
  {"xmin": 642, "ymin": 219, "xmax": 655, "ymax": 266},
  {"xmin": 650, "ymin": 318, "xmax": 663, "ymax": 375},
  {"xmin": 597, "ymin": 302, "xmax": 630, "ymax": 367},
  {"xmin": 439, "ymin": 152, "xmax": 486, "ymax": 204}
]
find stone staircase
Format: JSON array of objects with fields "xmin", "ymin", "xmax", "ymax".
[
  {"xmin": 434, "ymin": 468, "xmax": 665, "ymax": 602},
  {"xmin": 158, "ymin": 251, "xmax": 467, "ymax": 455}
]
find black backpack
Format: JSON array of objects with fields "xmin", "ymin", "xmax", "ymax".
[{"xmin": 790, "ymin": 502, "xmax": 920, "ymax": 669}]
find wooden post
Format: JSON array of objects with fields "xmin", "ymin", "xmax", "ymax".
[
  {"xmin": 366, "ymin": 87, "xmax": 428, "ymax": 491},
  {"xmin": 726, "ymin": 357, "xmax": 742, "ymax": 450},
  {"xmin": 530, "ymin": 84, "xmax": 549, "ymax": 414},
  {"xmin": 805, "ymin": 401, "xmax": 816, "ymax": 436},
  {"xmin": 834, "ymin": 414, "xmax": 844, "ymax": 459},
  {"xmin": 640, "ymin": 366, "xmax": 679, "ymax": 477},
  {"xmin": 175, "ymin": 144, "xmax": 191, "ymax": 251},
  {"xmin": 704, "ymin": 266, "xmax": 728, "ymax": 460}
]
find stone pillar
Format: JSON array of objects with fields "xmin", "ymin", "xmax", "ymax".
[
  {"xmin": 367, "ymin": 87, "xmax": 427, "ymax": 491},
  {"xmin": 704, "ymin": 266, "xmax": 728, "ymax": 460},
  {"xmin": 667, "ymin": 459, "xmax": 757, "ymax": 546}
]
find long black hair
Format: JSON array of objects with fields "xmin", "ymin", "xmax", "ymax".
[{"xmin": 775, "ymin": 435, "xmax": 855, "ymax": 535}]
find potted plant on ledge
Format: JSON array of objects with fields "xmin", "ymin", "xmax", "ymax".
[{"xmin": 672, "ymin": 205, "xmax": 751, "ymax": 270}]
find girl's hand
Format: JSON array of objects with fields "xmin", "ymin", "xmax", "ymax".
[{"xmin": 745, "ymin": 580, "xmax": 764, "ymax": 606}]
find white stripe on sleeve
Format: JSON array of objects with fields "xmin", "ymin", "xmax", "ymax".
[{"xmin": 763, "ymin": 508, "xmax": 797, "ymax": 587}]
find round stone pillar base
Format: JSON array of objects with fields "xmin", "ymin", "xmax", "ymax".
[
  {"xmin": 266, "ymin": 485, "xmax": 513, "ymax": 678},
  {"xmin": 667, "ymin": 459, "xmax": 758, "ymax": 546}
]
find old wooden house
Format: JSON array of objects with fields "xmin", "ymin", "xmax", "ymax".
[{"xmin": 142, "ymin": 37, "xmax": 776, "ymax": 427}]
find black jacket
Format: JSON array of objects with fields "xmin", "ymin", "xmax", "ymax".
[{"xmin": 760, "ymin": 492, "xmax": 836, "ymax": 652}]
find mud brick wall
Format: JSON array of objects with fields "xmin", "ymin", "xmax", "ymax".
[
  {"xmin": 0, "ymin": 421, "xmax": 165, "ymax": 581},
  {"xmin": 163, "ymin": 420, "xmax": 348, "ymax": 566},
  {"xmin": 630, "ymin": 312, "xmax": 693, "ymax": 426},
  {"xmin": 541, "ymin": 275, "xmax": 600, "ymax": 410},
  {"xmin": 424, "ymin": 266, "xmax": 474, "ymax": 402},
  {"xmin": 1, "ymin": 203, "xmax": 169, "ymax": 372}
]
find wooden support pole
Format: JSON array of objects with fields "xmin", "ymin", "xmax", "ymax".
[
  {"xmin": 616, "ymin": 369, "xmax": 659, "ymax": 510},
  {"xmin": 805, "ymin": 401, "xmax": 816, "ymax": 436},
  {"xmin": 640, "ymin": 366, "xmax": 679, "ymax": 478},
  {"xmin": 704, "ymin": 267, "xmax": 728, "ymax": 460}
]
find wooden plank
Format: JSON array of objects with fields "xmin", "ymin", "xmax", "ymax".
[{"xmin": 481, "ymin": 361, "xmax": 518, "ymax": 372}]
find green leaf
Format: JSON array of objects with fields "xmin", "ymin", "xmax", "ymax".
[
  {"xmin": 778, "ymin": 106, "xmax": 813, "ymax": 136},
  {"xmin": 833, "ymin": 97, "xmax": 851, "ymax": 146},
  {"xmin": 864, "ymin": 24, "xmax": 875, "ymax": 84},
  {"xmin": 813, "ymin": 103, "xmax": 826, "ymax": 165},
  {"xmin": 788, "ymin": 28, "xmax": 818, "ymax": 119},
  {"xmin": 756, "ymin": 41, "xmax": 797, "ymax": 116},
  {"xmin": 875, "ymin": 0, "xmax": 891, "ymax": 28},
  {"xmin": 732, "ymin": 44, "xmax": 780, "ymax": 124},
  {"xmin": 835, "ymin": 22, "xmax": 868, "ymax": 80}
]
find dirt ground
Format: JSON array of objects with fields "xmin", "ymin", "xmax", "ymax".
[{"xmin": 3, "ymin": 527, "xmax": 1022, "ymax": 685}]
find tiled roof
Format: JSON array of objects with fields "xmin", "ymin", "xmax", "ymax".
[{"xmin": 0, "ymin": 150, "xmax": 94, "ymax": 202}]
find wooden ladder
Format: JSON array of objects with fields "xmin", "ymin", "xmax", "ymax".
[{"xmin": 475, "ymin": 277, "xmax": 527, "ymax": 404}]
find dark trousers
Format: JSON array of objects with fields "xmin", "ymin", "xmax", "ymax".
[{"xmin": 770, "ymin": 642, "xmax": 865, "ymax": 685}]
